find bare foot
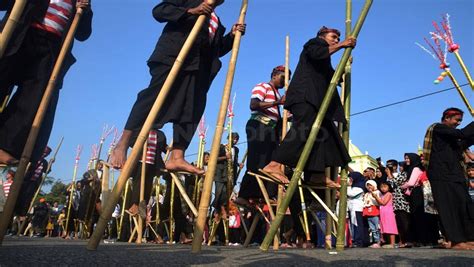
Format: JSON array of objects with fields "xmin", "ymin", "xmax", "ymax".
[
  {"xmin": 0, "ymin": 149, "xmax": 18, "ymax": 165},
  {"xmin": 166, "ymin": 158, "xmax": 204, "ymax": 175},
  {"xmin": 262, "ymin": 162, "xmax": 289, "ymax": 184},
  {"xmin": 110, "ymin": 145, "xmax": 127, "ymax": 169}
]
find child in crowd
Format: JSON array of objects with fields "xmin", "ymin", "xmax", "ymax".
[
  {"xmin": 46, "ymin": 217, "xmax": 54, "ymax": 237},
  {"xmin": 364, "ymin": 180, "xmax": 381, "ymax": 248},
  {"xmin": 373, "ymin": 182, "xmax": 398, "ymax": 248},
  {"xmin": 228, "ymin": 202, "xmax": 242, "ymax": 246},
  {"xmin": 347, "ymin": 173, "xmax": 365, "ymax": 247},
  {"xmin": 467, "ymin": 163, "xmax": 474, "ymax": 202}
]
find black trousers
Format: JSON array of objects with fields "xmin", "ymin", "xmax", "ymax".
[
  {"xmin": 394, "ymin": 210, "xmax": 412, "ymax": 244},
  {"xmin": 431, "ymin": 180, "xmax": 474, "ymax": 243},
  {"xmin": 0, "ymin": 29, "xmax": 61, "ymax": 161},
  {"xmin": 130, "ymin": 162, "xmax": 156, "ymax": 206},
  {"xmin": 273, "ymin": 102, "xmax": 350, "ymax": 172},
  {"xmin": 239, "ymin": 119, "xmax": 279, "ymax": 200},
  {"xmin": 409, "ymin": 186, "xmax": 439, "ymax": 245},
  {"xmin": 124, "ymin": 62, "xmax": 210, "ymax": 150},
  {"xmin": 15, "ymin": 178, "xmax": 41, "ymax": 216}
]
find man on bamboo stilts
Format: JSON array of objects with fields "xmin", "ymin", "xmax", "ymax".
[
  {"xmin": 235, "ymin": 66, "xmax": 289, "ymax": 207},
  {"xmin": 0, "ymin": 0, "xmax": 93, "ymax": 165},
  {"xmin": 110, "ymin": 0, "xmax": 246, "ymax": 175},
  {"xmin": 262, "ymin": 27, "xmax": 356, "ymax": 187}
]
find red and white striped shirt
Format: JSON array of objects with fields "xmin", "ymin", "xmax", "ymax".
[
  {"xmin": 3, "ymin": 180, "xmax": 12, "ymax": 198},
  {"xmin": 208, "ymin": 12, "xmax": 219, "ymax": 41},
  {"xmin": 140, "ymin": 130, "xmax": 158, "ymax": 165},
  {"xmin": 32, "ymin": 0, "xmax": 74, "ymax": 37},
  {"xmin": 251, "ymin": 82, "xmax": 282, "ymax": 121}
]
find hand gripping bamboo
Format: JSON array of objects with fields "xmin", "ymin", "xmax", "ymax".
[
  {"xmin": 0, "ymin": 0, "xmax": 27, "ymax": 58},
  {"xmin": 0, "ymin": 8, "xmax": 85, "ymax": 244},
  {"xmin": 260, "ymin": 0, "xmax": 373, "ymax": 251},
  {"xmin": 191, "ymin": 0, "xmax": 248, "ymax": 253},
  {"xmin": 87, "ymin": 1, "xmax": 216, "ymax": 250}
]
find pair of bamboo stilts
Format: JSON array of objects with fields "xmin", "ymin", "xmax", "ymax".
[
  {"xmin": 0, "ymin": 7, "xmax": 86, "ymax": 244},
  {"xmin": 260, "ymin": 0, "xmax": 373, "ymax": 251}
]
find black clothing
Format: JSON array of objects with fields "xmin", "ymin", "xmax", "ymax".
[
  {"xmin": 124, "ymin": 0, "xmax": 234, "ymax": 150},
  {"xmin": 284, "ymin": 37, "xmax": 345, "ymax": 123},
  {"xmin": 273, "ymin": 103, "xmax": 351, "ymax": 172},
  {"xmin": 239, "ymin": 120, "xmax": 279, "ymax": 200},
  {"xmin": 427, "ymin": 122, "xmax": 474, "ymax": 243}
]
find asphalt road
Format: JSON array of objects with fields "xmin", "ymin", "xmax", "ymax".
[{"xmin": 0, "ymin": 237, "xmax": 473, "ymax": 266}]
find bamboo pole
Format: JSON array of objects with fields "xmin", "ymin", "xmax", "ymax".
[
  {"xmin": 452, "ymin": 50, "xmax": 474, "ymax": 90},
  {"xmin": 192, "ymin": 0, "xmax": 248, "ymax": 253},
  {"xmin": 118, "ymin": 178, "xmax": 131, "ymax": 240},
  {"xmin": 136, "ymin": 142, "xmax": 147, "ymax": 244},
  {"xmin": 169, "ymin": 178, "xmax": 175, "ymax": 243},
  {"xmin": 87, "ymin": 1, "xmax": 215, "ymax": 250},
  {"xmin": 445, "ymin": 69, "xmax": 474, "ymax": 116},
  {"xmin": 170, "ymin": 173, "xmax": 198, "ymax": 217},
  {"xmin": 100, "ymin": 161, "xmax": 110, "ymax": 207},
  {"xmin": 235, "ymin": 149, "xmax": 247, "ymax": 178},
  {"xmin": 260, "ymin": 0, "xmax": 373, "ymax": 251},
  {"xmin": 297, "ymin": 179, "xmax": 311, "ymax": 242},
  {"xmin": 0, "ymin": 0, "xmax": 27, "ymax": 58},
  {"xmin": 18, "ymin": 137, "xmax": 64, "ymax": 235},
  {"xmin": 243, "ymin": 213, "xmax": 260, "ymax": 247},
  {"xmin": 65, "ymin": 145, "xmax": 83, "ymax": 235},
  {"xmin": 324, "ymin": 168, "xmax": 332, "ymax": 249},
  {"xmin": 336, "ymin": 0, "xmax": 353, "ymax": 250},
  {"xmin": 255, "ymin": 176, "xmax": 279, "ymax": 247},
  {"xmin": 0, "ymin": 8, "xmax": 85, "ymax": 244},
  {"xmin": 155, "ymin": 178, "xmax": 161, "ymax": 224}
]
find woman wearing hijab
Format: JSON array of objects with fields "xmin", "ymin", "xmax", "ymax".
[
  {"xmin": 401, "ymin": 153, "xmax": 439, "ymax": 247},
  {"xmin": 389, "ymin": 161, "xmax": 412, "ymax": 248}
]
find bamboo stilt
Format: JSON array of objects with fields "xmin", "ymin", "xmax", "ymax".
[
  {"xmin": 87, "ymin": 1, "xmax": 215, "ymax": 250},
  {"xmin": 170, "ymin": 173, "xmax": 198, "ymax": 217},
  {"xmin": 65, "ymin": 146, "xmax": 83, "ymax": 235},
  {"xmin": 192, "ymin": 0, "xmax": 248, "ymax": 253},
  {"xmin": 0, "ymin": 0, "xmax": 27, "ymax": 59},
  {"xmin": 136, "ymin": 142, "xmax": 147, "ymax": 244},
  {"xmin": 223, "ymin": 218, "xmax": 229, "ymax": 246},
  {"xmin": 297, "ymin": 179, "xmax": 311, "ymax": 242},
  {"xmin": 235, "ymin": 149, "xmax": 247, "ymax": 179},
  {"xmin": 101, "ymin": 162, "xmax": 110, "ymax": 207},
  {"xmin": 155, "ymin": 178, "xmax": 161, "ymax": 224},
  {"xmin": 169, "ymin": 178, "xmax": 175, "ymax": 243},
  {"xmin": 207, "ymin": 219, "xmax": 219, "ymax": 246},
  {"xmin": 255, "ymin": 176, "xmax": 279, "ymax": 248},
  {"xmin": 118, "ymin": 178, "xmax": 131, "ymax": 240},
  {"xmin": 260, "ymin": 1, "xmax": 373, "ymax": 251},
  {"xmin": 324, "ymin": 168, "xmax": 333, "ymax": 249},
  {"xmin": 243, "ymin": 213, "xmax": 260, "ymax": 247}
]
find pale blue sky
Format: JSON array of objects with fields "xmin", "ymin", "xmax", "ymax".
[{"xmin": 20, "ymin": 0, "xmax": 472, "ymax": 187}]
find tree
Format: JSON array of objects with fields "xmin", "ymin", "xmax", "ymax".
[{"xmin": 44, "ymin": 179, "xmax": 68, "ymax": 204}]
